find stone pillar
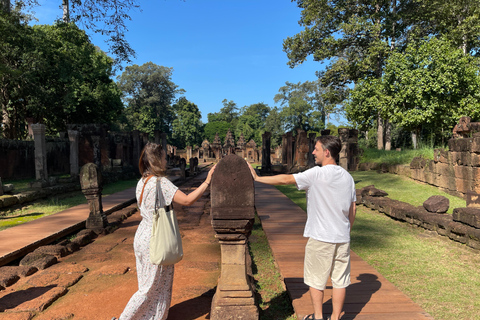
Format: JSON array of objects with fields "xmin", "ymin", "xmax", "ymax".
[
  {"xmin": 132, "ymin": 130, "xmax": 141, "ymax": 174},
  {"xmin": 187, "ymin": 146, "xmax": 192, "ymax": 160},
  {"xmin": 286, "ymin": 131, "xmax": 293, "ymax": 170},
  {"xmin": 161, "ymin": 132, "xmax": 168, "ymax": 154},
  {"xmin": 210, "ymin": 155, "xmax": 258, "ymax": 320},
  {"xmin": 281, "ymin": 134, "xmax": 287, "ymax": 165},
  {"xmin": 179, "ymin": 158, "xmax": 186, "ymax": 180},
  {"xmin": 261, "ymin": 132, "xmax": 272, "ymax": 173},
  {"xmin": 295, "ymin": 129, "xmax": 309, "ymax": 168},
  {"xmin": 338, "ymin": 128, "xmax": 349, "ymax": 170},
  {"xmin": 80, "ymin": 163, "xmax": 107, "ymax": 231},
  {"xmin": 0, "ymin": 177, "xmax": 3, "ymax": 196},
  {"xmin": 91, "ymin": 135, "xmax": 102, "ymax": 170},
  {"xmin": 32, "ymin": 124, "xmax": 48, "ymax": 182},
  {"xmin": 154, "ymin": 130, "xmax": 161, "ymax": 144},
  {"xmin": 308, "ymin": 133, "xmax": 317, "ymax": 168},
  {"xmin": 68, "ymin": 130, "xmax": 80, "ymax": 176}
]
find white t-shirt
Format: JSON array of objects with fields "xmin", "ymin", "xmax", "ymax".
[{"xmin": 293, "ymin": 165, "xmax": 356, "ymax": 243}]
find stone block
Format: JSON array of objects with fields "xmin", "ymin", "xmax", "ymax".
[
  {"xmin": 434, "ymin": 148, "xmax": 449, "ymax": 163},
  {"xmin": 410, "ymin": 157, "xmax": 427, "ymax": 169},
  {"xmin": 448, "ymin": 138, "xmax": 471, "ymax": 152},
  {"xmin": 472, "ymin": 153, "xmax": 480, "ymax": 167},
  {"xmin": 0, "ymin": 195, "xmax": 18, "ymax": 208},
  {"xmin": 453, "ymin": 207, "xmax": 480, "ymax": 228},
  {"xmin": 211, "ymin": 155, "xmax": 255, "ymax": 220},
  {"xmin": 423, "ymin": 195, "xmax": 449, "ymax": 213},
  {"xmin": 466, "ymin": 191, "xmax": 480, "ymax": 208},
  {"xmin": 424, "ymin": 160, "xmax": 435, "ymax": 173},
  {"xmin": 451, "ymin": 151, "xmax": 472, "ymax": 166},
  {"xmin": 455, "ymin": 177, "xmax": 472, "ymax": 194},
  {"xmin": 32, "ymin": 245, "xmax": 68, "ymax": 259},
  {"xmin": 472, "ymin": 136, "xmax": 480, "ymax": 153},
  {"xmin": 454, "ymin": 165, "xmax": 472, "ymax": 180},
  {"xmin": 435, "ymin": 162, "xmax": 454, "ymax": 177},
  {"xmin": 436, "ymin": 173, "xmax": 456, "ymax": 191},
  {"xmin": 448, "ymin": 223, "xmax": 469, "ymax": 244}
]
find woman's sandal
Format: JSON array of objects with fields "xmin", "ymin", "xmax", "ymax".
[{"xmin": 303, "ymin": 314, "xmax": 323, "ymax": 320}]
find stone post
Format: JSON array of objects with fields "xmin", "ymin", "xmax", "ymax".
[
  {"xmin": 68, "ymin": 130, "xmax": 80, "ymax": 176},
  {"xmin": 179, "ymin": 158, "xmax": 186, "ymax": 180},
  {"xmin": 132, "ymin": 130, "xmax": 141, "ymax": 174},
  {"xmin": 0, "ymin": 177, "xmax": 3, "ymax": 196},
  {"xmin": 295, "ymin": 129, "xmax": 308, "ymax": 168},
  {"xmin": 308, "ymin": 133, "xmax": 317, "ymax": 168},
  {"xmin": 187, "ymin": 146, "xmax": 193, "ymax": 160},
  {"xmin": 281, "ymin": 134, "xmax": 287, "ymax": 165},
  {"xmin": 261, "ymin": 132, "xmax": 272, "ymax": 173},
  {"xmin": 32, "ymin": 124, "xmax": 48, "ymax": 183},
  {"xmin": 286, "ymin": 131, "xmax": 293, "ymax": 170},
  {"xmin": 154, "ymin": 130, "xmax": 161, "ymax": 144},
  {"xmin": 338, "ymin": 128, "xmax": 349, "ymax": 170},
  {"xmin": 80, "ymin": 163, "xmax": 108, "ymax": 231},
  {"xmin": 210, "ymin": 155, "xmax": 258, "ymax": 320}
]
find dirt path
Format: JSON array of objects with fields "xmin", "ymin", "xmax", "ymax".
[{"xmin": 0, "ymin": 171, "xmax": 221, "ymax": 320}]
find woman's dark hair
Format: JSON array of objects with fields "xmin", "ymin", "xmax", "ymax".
[
  {"xmin": 316, "ymin": 135, "xmax": 341, "ymax": 162},
  {"xmin": 138, "ymin": 143, "xmax": 166, "ymax": 177}
]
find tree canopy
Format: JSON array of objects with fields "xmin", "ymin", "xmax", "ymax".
[
  {"xmin": 1, "ymin": 13, "xmax": 122, "ymax": 139},
  {"xmin": 171, "ymin": 97, "xmax": 203, "ymax": 149},
  {"xmin": 116, "ymin": 62, "xmax": 184, "ymax": 139}
]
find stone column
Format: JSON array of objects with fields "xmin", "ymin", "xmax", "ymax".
[
  {"xmin": 308, "ymin": 133, "xmax": 317, "ymax": 168},
  {"xmin": 91, "ymin": 135, "xmax": 102, "ymax": 170},
  {"xmin": 295, "ymin": 129, "xmax": 308, "ymax": 168},
  {"xmin": 179, "ymin": 158, "xmax": 186, "ymax": 180},
  {"xmin": 161, "ymin": 133, "xmax": 168, "ymax": 154},
  {"xmin": 0, "ymin": 178, "xmax": 3, "ymax": 196},
  {"xmin": 281, "ymin": 134, "xmax": 287, "ymax": 165},
  {"xmin": 80, "ymin": 163, "xmax": 108, "ymax": 231},
  {"xmin": 154, "ymin": 130, "xmax": 161, "ymax": 145},
  {"xmin": 338, "ymin": 128, "xmax": 349, "ymax": 170},
  {"xmin": 286, "ymin": 131, "xmax": 293, "ymax": 170},
  {"xmin": 32, "ymin": 124, "xmax": 48, "ymax": 182},
  {"xmin": 187, "ymin": 146, "xmax": 192, "ymax": 160},
  {"xmin": 132, "ymin": 130, "xmax": 141, "ymax": 174},
  {"xmin": 261, "ymin": 132, "xmax": 272, "ymax": 173},
  {"xmin": 68, "ymin": 130, "xmax": 80, "ymax": 176},
  {"xmin": 211, "ymin": 155, "xmax": 258, "ymax": 320}
]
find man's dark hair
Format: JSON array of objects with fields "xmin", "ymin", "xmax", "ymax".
[{"xmin": 316, "ymin": 135, "xmax": 341, "ymax": 162}]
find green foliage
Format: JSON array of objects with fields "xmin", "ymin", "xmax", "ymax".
[
  {"xmin": 264, "ymin": 107, "xmax": 283, "ymax": 148},
  {"xmin": 383, "ymin": 37, "xmax": 480, "ymax": 134},
  {"xmin": 171, "ymin": 97, "xmax": 203, "ymax": 149},
  {"xmin": 116, "ymin": 62, "xmax": 184, "ymax": 138},
  {"xmin": 203, "ymin": 121, "xmax": 231, "ymax": 144},
  {"xmin": 235, "ymin": 102, "xmax": 270, "ymax": 146},
  {"xmin": 359, "ymin": 147, "xmax": 435, "ymax": 166},
  {"xmin": 1, "ymin": 15, "xmax": 122, "ymax": 139}
]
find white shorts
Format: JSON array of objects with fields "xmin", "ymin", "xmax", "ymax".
[{"xmin": 304, "ymin": 238, "xmax": 351, "ymax": 290}]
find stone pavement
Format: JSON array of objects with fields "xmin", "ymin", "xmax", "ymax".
[{"xmin": 0, "ymin": 165, "xmax": 434, "ymax": 320}]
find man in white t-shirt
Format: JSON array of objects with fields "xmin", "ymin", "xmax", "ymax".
[{"xmin": 249, "ymin": 135, "xmax": 356, "ymax": 320}]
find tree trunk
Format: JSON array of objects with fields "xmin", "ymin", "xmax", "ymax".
[
  {"xmin": 62, "ymin": 0, "xmax": 70, "ymax": 23},
  {"xmin": 377, "ymin": 114, "xmax": 384, "ymax": 150},
  {"xmin": 385, "ymin": 119, "xmax": 391, "ymax": 150}
]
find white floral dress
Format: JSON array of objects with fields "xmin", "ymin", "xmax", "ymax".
[{"xmin": 119, "ymin": 176, "xmax": 178, "ymax": 320}]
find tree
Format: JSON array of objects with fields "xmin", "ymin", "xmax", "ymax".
[
  {"xmin": 283, "ymin": 0, "xmax": 412, "ymax": 149},
  {"xmin": 347, "ymin": 37, "xmax": 480, "ymax": 148},
  {"xmin": 264, "ymin": 106, "xmax": 283, "ymax": 147},
  {"xmin": 1, "ymin": 15, "xmax": 122, "ymax": 139},
  {"xmin": 382, "ymin": 37, "xmax": 480, "ymax": 146},
  {"xmin": 203, "ymin": 121, "xmax": 231, "ymax": 144},
  {"xmin": 116, "ymin": 62, "xmax": 184, "ymax": 138},
  {"xmin": 171, "ymin": 97, "xmax": 202, "ymax": 149},
  {"xmin": 2, "ymin": 0, "xmax": 139, "ymax": 68},
  {"xmin": 274, "ymin": 81, "xmax": 324, "ymax": 132},
  {"xmin": 235, "ymin": 102, "xmax": 270, "ymax": 145}
]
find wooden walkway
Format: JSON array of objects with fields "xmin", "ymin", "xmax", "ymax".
[{"xmin": 254, "ymin": 182, "xmax": 434, "ymax": 320}]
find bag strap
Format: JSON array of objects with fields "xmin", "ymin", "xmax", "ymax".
[{"xmin": 139, "ymin": 175, "xmax": 154, "ymax": 206}]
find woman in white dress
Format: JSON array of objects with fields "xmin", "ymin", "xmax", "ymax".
[{"xmin": 115, "ymin": 142, "xmax": 215, "ymax": 320}]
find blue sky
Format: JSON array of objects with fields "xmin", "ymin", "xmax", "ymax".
[{"xmin": 32, "ymin": 0, "xmax": 344, "ymax": 125}]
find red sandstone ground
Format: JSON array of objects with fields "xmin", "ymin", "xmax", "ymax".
[{"xmin": 0, "ymin": 173, "xmax": 221, "ymax": 320}]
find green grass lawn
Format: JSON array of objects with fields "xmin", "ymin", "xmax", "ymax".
[
  {"xmin": 275, "ymin": 171, "xmax": 479, "ymax": 320},
  {"xmin": 0, "ymin": 178, "xmax": 138, "ymax": 231}
]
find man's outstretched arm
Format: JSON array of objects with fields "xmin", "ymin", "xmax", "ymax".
[{"xmin": 248, "ymin": 163, "xmax": 296, "ymax": 185}]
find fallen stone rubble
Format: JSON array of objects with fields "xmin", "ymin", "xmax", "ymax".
[{"xmin": 357, "ymin": 185, "xmax": 480, "ymax": 250}]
